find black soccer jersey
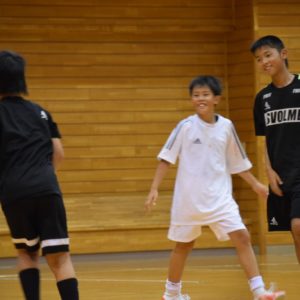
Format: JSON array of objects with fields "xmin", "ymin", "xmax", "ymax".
[
  {"xmin": 0, "ymin": 96, "xmax": 62, "ymax": 205},
  {"xmin": 254, "ymin": 74, "xmax": 300, "ymax": 189}
]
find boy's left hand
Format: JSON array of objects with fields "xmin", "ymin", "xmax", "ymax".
[{"xmin": 145, "ymin": 189, "xmax": 158, "ymax": 212}]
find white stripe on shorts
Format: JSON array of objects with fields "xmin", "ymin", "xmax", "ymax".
[
  {"xmin": 12, "ymin": 237, "xmax": 40, "ymax": 247},
  {"xmin": 41, "ymin": 238, "xmax": 69, "ymax": 248}
]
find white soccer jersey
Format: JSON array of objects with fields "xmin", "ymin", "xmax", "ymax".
[{"xmin": 158, "ymin": 114, "xmax": 252, "ymax": 225}]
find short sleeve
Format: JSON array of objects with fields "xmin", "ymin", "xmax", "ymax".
[
  {"xmin": 226, "ymin": 123, "xmax": 252, "ymax": 174},
  {"xmin": 157, "ymin": 121, "xmax": 186, "ymax": 164},
  {"xmin": 253, "ymin": 94, "xmax": 265, "ymax": 136},
  {"xmin": 45, "ymin": 110, "xmax": 61, "ymax": 138}
]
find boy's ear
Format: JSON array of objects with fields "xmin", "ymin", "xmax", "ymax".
[
  {"xmin": 214, "ymin": 95, "xmax": 221, "ymax": 105},
  {"xmin": 281, "ymin": 48, "xmax": 288, "ymax": 60}
]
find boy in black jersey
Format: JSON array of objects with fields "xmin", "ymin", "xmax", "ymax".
[
  {"xmin": 251, "ymin": 35, "xmax": 300, "ymax": 263},
  {"xmin": 0, "ymin": 50, "xmax": 79, "ymax": 299}
]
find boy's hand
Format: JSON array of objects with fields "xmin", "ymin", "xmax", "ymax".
[
  {"xmin": 252, "ymin": 181, "xmax": 269, "ymax": 200},
  {"xmin": 145, "ymin": 189, "xmax": 158, "ymax": 212},
  {"xmin": 266, "ymin": 168, "xmax": 283, "ymax": 196}
]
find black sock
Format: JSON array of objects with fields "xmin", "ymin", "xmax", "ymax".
[
  {"xmin": 57, "ymin": 278, "xmax": 79, "ymax": 300},
  {"xmin": 19, "ymin": 268, "xmax": 40, "ymax": 300}
]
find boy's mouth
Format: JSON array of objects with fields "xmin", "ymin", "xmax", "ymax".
[
  {"xmin": 197, "ymin": 103, "xmax": 206, "ymax": 108},
  {"xmin": 263, "ymin": 64, "xmax": 272, "ymax": 72}
]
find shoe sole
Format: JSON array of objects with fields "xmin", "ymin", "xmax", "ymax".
[
  {"xmin": 275, "ymin": 291, "xmax": 286, "ymax": 300},
  {"xmin": 258, "ymin": 292, "xmax": 285, "ymax": 300}
]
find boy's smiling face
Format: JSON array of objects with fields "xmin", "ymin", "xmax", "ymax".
[
  {"xmin": 191, "ymin": 85, "xmax": 220, "ymax": 123},
  {"xmin": 254, "ymin": 45, "xmax": 288, "ymax": 77}
]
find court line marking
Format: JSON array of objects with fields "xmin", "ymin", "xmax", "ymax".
[
  {"xmin": 0, "ymin": 274, "xmax": 200, "ymax": 284},
  {"xmin": 1, "ymin": 262, "xmax": 298, "ymax": 283}
]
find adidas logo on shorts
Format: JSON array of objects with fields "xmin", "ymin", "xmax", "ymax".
[{"xmin": 270, "ymin": 217, "xmax": 279, "ymax": 226}]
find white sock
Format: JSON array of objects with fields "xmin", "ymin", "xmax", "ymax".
[
  {"xmin": 249, "ymin": 276, "xmax": 265, "ymax": 296},
  {"xmin": 165, "ymin": 279, "xmax": 182, "ymax": 296}
]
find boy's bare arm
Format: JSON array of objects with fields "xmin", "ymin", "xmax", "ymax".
[
  {"xmin": 52, "ymin": 138, "xmax": 64, "ymax": 171},
  {"xmin": 264, "ymin": 143, "xmax": 283, "ymax": 196},
  {"xmin": 145, "ymin": 160, "xmax": 171, "ymax": 212},
  {"xmin": 237, "ymin": 170, "xmax": 268, "ymax": 200}
]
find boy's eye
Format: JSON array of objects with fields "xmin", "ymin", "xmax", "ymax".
[{"xmin": 192, "ymin": 93, "xmax": 211, "ymax": 98}]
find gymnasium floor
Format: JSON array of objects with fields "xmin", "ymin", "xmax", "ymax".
[{"xmin": 0, "ymin": 246, "xmax": 298, "ymax": 300}]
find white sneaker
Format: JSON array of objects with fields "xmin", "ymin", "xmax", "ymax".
[
  {"xmin": 255, "ymin": 291, "xmax": 285, "ymax": 300},
  {"xmin": 254, "ymin": 283, "xmax": 285, "ymax": 300},
  {"xmin": 162, "ymin": 293, "xmax": 191, "ymax": 300}
]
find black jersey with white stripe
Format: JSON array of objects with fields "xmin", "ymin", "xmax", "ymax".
[
  {"xmin": 254, "ymin": 74, "xmax": 300, "ymax": 189},
  {"xmin": 0, "ymin": 96, "xmax": 62, "ymax": 205}
]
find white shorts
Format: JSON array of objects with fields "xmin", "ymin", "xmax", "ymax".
[{"xmin": 168, "ymin": 212, "xmax": 246, "ymax": 242}]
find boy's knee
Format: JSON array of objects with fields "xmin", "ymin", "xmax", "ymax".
[
  {"xmin": 17, "ymin": 250, "xmax": 39, "ymax": 270},
  {"xmin": 17, "ymin": 249, "xmax": 39, "ymax": 262},
  {"xmin": 174, "ymin": 241, "xmax": 194, "ymax": 253},
  {"xmin": 291, "ymin": 218, "xmax": 300, "ymax": 238},
  {"xmin": 46, "ymin": 252, "xmax": 70, "ymax": 270},
  {"xmin": 230, "ymin": 229, "xmax": 251, "ymax": 246}
]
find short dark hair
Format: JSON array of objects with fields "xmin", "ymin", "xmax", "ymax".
[
  {"xmin": 189, "ymin": 75, "xmax": 222, "ymax": 96},
  {"xmin": 0, "ymin": 50, "xmax": 28, "ymax": 95},
  {"xmin": 250, "ymin": 35, "xmax": 288, "ymax": 67}
]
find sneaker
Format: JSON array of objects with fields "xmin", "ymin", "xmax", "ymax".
[
  {"xmin": 162, "ymin": 294, "xmax": 191, "ymax": 300},
  {"xmin": 254, "ymin": 283, "xmax": 285, "ymax": 300},
  {"xmin": 255, "ymin": 292, "xmax": 285, "ymax": 300}
]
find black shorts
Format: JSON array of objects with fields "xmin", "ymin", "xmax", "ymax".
[
  {"xmin": 1, "ymin": 194, "xmax": 69, "ymax": 255},
  {"xmin": 267, "ymin": 190, "xmax": 300, "ymax": 231}
]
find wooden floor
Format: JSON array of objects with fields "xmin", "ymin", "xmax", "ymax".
[{"xmin": 0, "ymin": 246, "xmax": 299, "ymax": 300}]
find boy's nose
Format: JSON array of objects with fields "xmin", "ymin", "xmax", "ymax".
[
  {"xmin": 262, "ymin": 57, "xmax": 269, "ymax": 65},
  {"xmin": 197, "ymin": 97, "xmax": 205, "ymax": 101}
]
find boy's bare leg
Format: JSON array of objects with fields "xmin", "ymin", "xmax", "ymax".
[
  {"xmin": 167, "ymin": 241, "xmax": 195, "ymax": 282},
  {"xmin": 230, "ymin": 229, "xmax": 286, "ymax": 299},
  {"xmin": 17, "ymin": 249, "xmax": 40, "ymax": 300},
  {"xmin": 291, "ymin": 218, "xmax": 300, "ymax": 264},
  {"xmin": 228, "ymin": 229, "xmax": 260, "ymax": 278},
  {"xmin": 46, "ymin": 252, "xmax": 79, "ymax": 300},
  {"xmin": 45, "ymin": 252, "xmax": 76, "ymax": 281},
  {"xmin": 17, "ymin": 249, "xmax": 39, "ymax": 270}
]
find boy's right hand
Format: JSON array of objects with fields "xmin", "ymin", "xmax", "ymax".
[
  {"xmin": 267, "ymin": 168, "xmax": 283, "ymax": 196},
  {"xmin": 145, "ymin": 189, "xmax": 158, "ymax": 212}
]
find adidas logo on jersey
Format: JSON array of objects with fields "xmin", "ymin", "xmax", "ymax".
[
  {"xmin": 193, "ymin": 138, "xmax": 201, "ymax": 144},
  {"xmin": 264, "ymin": 101, "xmax": 271, "ymax": 110},
  {"xmin": 292, "ymin": 88, "xmax": 300, "ymax": 94},
  {"xmin": 270, "ymin": 217, "xmax": 278, "ymax": 226},
  {"xmin": 263, "ymin": 92, "xmax": 272, "ymax": 99},
  {"xmin": 40, "ymin": 110, "xmax": 48, "ymax": 120}
]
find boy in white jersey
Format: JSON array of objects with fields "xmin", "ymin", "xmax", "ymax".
[{"xmin": 145, "ymin": 75, "xmax": 285, "ymax": 300}]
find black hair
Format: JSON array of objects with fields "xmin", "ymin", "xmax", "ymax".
[
  {"xmin": 250, "ymin": 35, "xmax": 288, "ymax": 67},
  {"xmin": 189, "ymin": 75, "xmax": 222, "ymax": 96},
  {"xmin": 0, "ymin": 50, "xmax": 28, "ymax": 95}
]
